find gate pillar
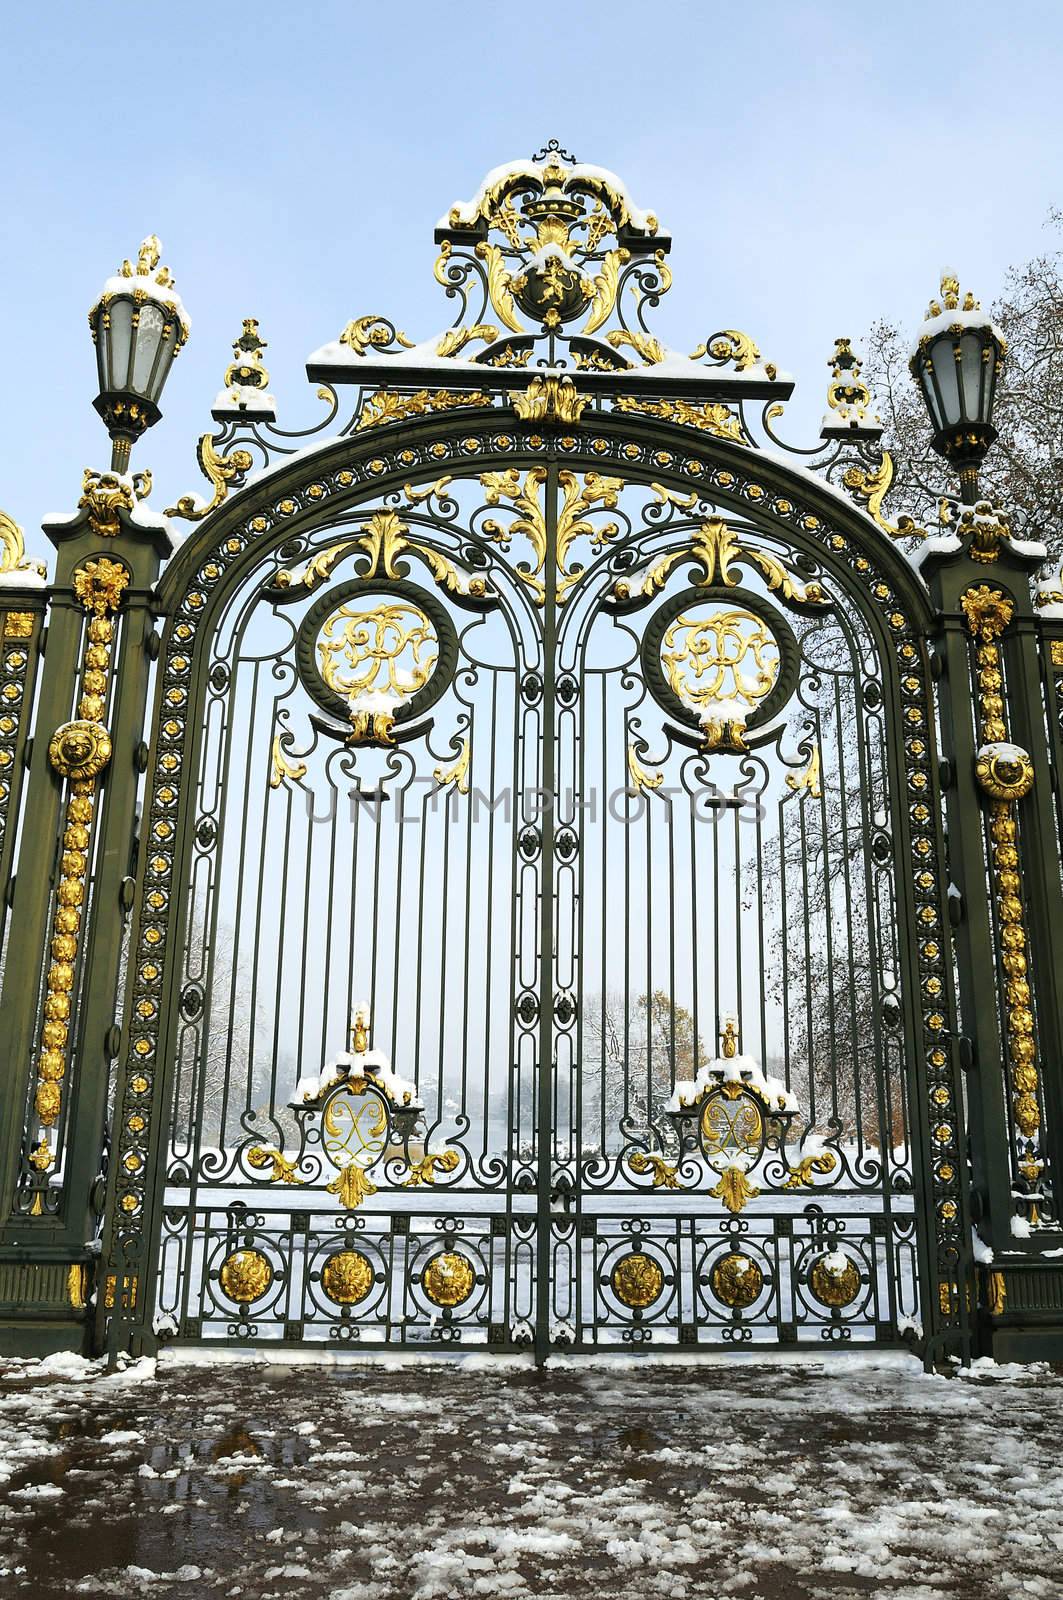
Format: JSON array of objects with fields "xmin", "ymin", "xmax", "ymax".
[
  {"xmin": 0, "ymin": 474, "xmax": 169, "ymax": 1354},
  {"xmin": 924, "ymin": 516, "xmax": 1063, "ymax": 1358}
]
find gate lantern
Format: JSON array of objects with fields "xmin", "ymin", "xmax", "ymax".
[
  {"xmin": 88, "ymin": 234, "xmax": 190, "ymax": 472},
  {"xmin": 909, "ymin": 272, "xmax": 1004, "ymax": 503}
]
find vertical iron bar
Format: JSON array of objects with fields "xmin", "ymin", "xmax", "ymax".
[{"xmin": 534, "ymin": 458, "xmax": 558, "ymax": 1363}]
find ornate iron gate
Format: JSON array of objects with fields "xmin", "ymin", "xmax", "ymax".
[
  {"xmin": 27, "ymin": 144, "xmax": 1063, "ymax": 1365},
  {"xmin": 97, "ymin": 437, "xmax": 952, "ymax": 1356},
  {"xmin": 80, "ymin": 150, "xmax": 972, "ymax": 1359}
]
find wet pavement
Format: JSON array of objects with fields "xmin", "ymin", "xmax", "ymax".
[{"xmin": 0, "ymin": 1350, "xmax": 1061, "ymax": 1598}]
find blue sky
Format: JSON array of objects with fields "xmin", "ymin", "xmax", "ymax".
[{"xmin": 2, "ymin": 1, "xmax": 1060, "ymax": 564}]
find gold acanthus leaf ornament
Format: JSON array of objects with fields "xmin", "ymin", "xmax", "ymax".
[
  {"xmin": 328, "ymin": 1164, "xmax": 378, "ymax": 1210},
  {"xmin": 709, "ymin": 1163, "xmax": 761, "ymax": 1214},
  {"xmin": 482, "ymin": 343, "xmax": 532, "ymax": 369},
  {"xmin": 247, "ymin": 1145, "xmax": 303, "ymax": 1183},
  {"xmin": 627, "ymin": 1151, "xmax": 681, "ymax": 1187},
  {"xmin": 403, "ymin": 1149, "xmax": 461, "ymax": 1186},
  {"xmin": 165, "ymin": 438, "xmax": 253, "ymax": 521},
  {"xmin": 433, "ymin": 739, "xmax": 471, "ymax": 794},
  {"xmin": 607, "ymin": 328, "xmax": 667, "ymax": 366},
  {"xmin": 782, "ymin": 1148, "xmax": 837, "ymax": 1188},
  {"xmin": 842, "ymin": 454, "xmax": 928, "ymax": 540},
  {"xmin": 651, "ymin": 484, "xmax": 699, "ymax": 512},
  {"xmin": 785, "ymin": 744, "xmax": 822, "ymax": 801},
  {"xmin": 480, "ymin": 467, "xmax": 548, "ymax": 601},
  {"xmin": 269, "ymin": 734, "xmax": 308, "ymax": 791},
  {"xmin": 434, "ymin": 323, "xmax": 499, "ymax": 359},
  {"xmin": 273, "ymin": 540, "xmax": 359, "ymax": 592},
  {"xmin": 354, "ymin": 388, "xmax": 492, "ymax": 432},
  {"xmin": 357, "ymin": 510, "xmax": 409, "ymax": 579},
  {"xmin": 77, "ymin": 469, "xmax": 144, "ymax": 538},
  {"xmin": 277, "ymin": 510, "xmax": 483, "ymax": 602},
  {"xmin": 338, "ymin": 315, "xmax": 416, "ymax": 356},
  {"xmin": 509, "ymin": 374, "xmax": 589, "ymax": 424},
  {"xmin": 613, "ymin": 508, "xmax": 829, "ymax": 612},
  {"xmin": 582, "ymin": 247, "xmax": 629, "ymax": 336},
  {"xmin": 475, "ymin": 241, "xmax": 524, "ymax": 333},
  {"xmin": 626, "ymin": 744, "xmax": 664, "ymax": 796},
  {"xmin": 0, "ymin": 508, "xmax": 45, "ymax": 577},
  {"xmin": 693, "ymin": 518, "xmax": 743, "ymax": 587},
  {"xmin": 690, "ymin": 328, "xmax": 769, "ymax": 374},
  {"xmin": 556, "ymin": 469, "xmax": 622, "ymax": 601},
  {"xmin": 613, "ymin": 395, "xmax": 743, "ymax": 441},
  {"xmin": 743, "ymin": 547, "xmax": 827, "ymax": 606}
]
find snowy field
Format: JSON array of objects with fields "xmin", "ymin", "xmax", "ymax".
[{"xmin": 0, "ymin": 1351, "xmax": 1060, "ymax": 1599}]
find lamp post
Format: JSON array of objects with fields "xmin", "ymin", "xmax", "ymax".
[
  {"xmin": 87, "ymin": 235, "xmax": 189, "ymax": 472},
  {"xmin": 909, "ymin": 273, "xmax": 1005, "ymax": 504}
]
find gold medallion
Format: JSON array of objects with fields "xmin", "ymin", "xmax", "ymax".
[
  {"xmin": 610, "ymin": 1251, "xmax": 664, "ymax": 1310},
  {"xmin": 710, "ymin": 1251, "xmax": 763, "ymax": 1308},
  {"xmin": 422, "ymin": 1250, "xmax": 476, "ymax": 1307},
  {"xmin": 321, "ymin": 1249, "xmax": 374, "ymax": 1306},
  {"xmin": 809, "ymin": 1252, "xmax": 861, "ymax": 1308},
  {"xmin": 218, "ymin": 1248, "xmax": 273, "ymax": 1305}
]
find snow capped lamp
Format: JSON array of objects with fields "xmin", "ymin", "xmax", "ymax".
[
  {"xmin": 909, "ymin": 272, "xmax": 1005, "ymax": 503},
  {"xmin": 88, "ymin": 235, "xmax": 190, "ymax": 472}
]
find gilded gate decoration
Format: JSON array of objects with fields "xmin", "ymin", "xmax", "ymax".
[{"xmin": 2, "ymin": 146, "xmax": 1063, "ymax": 1364}]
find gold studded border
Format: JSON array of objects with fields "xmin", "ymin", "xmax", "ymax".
[
  {"xmin": 963, "ymin": 587, "xmax": 1044, "ymax": 1217},
  {"xmin": 20, "ymin": 560, "xmax": 128, "ymax": 1209}
]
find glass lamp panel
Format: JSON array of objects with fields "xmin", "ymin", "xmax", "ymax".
[
  {"xmin": 94, "ymin": 311, "xmax": 111, "ymax": 392},
  {"xmin": 131, "ymin": 303, "xmax": 165, "ymax": 396},
  {"xmin": 149, "ymin": 322, "xmax": 179, "ymax": 401},
  {"xmin": 931, "ymin": 335, "xmax": 961, "ymax": 429},
  {"xmin": 107, "ymin": 298, "xmax": 134, "ymax": 391},
  {"xmin": 958, "ymin": 332, "xmax": 987, "ymax": 424}
]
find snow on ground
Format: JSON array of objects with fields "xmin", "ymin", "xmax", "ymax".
[{"xmin": 0, "ymin": 1351, "xmax": 1060, "ymax": 1598}]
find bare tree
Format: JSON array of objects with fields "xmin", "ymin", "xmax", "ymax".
[{"xmin": 582, "ymin": 989, "xmax": 709, "ymax": 1147}]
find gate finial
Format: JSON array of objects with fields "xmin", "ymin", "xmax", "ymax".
[
  {"xmin": 530, "ymin": 138, "xmax": 577, "ymax": 164},
  {"xmin": 350, "ymin": 1002, "xmax": 370, "ymax": 1056},
  {"xmin": 720, "ymin": 1014, "xmax": 739, "ymax": 1059}
]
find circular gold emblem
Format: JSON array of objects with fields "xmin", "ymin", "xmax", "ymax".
[
  {"xmin": 218, "ymin": 1248, "xmax": 273, "ymax": 1305},
  {"xmin": 48, "ymin": 719, "xmax": 112, "ymax": 781},
  {"xmin": 975, "ymin": 742, "xmax": 1034, "ymax": 801},
  {"xmin": 710, "ymin": 1251, "xmax": 763, "ymax": 1308},
  {"xmin": 610, "ymin": 1251, "xmax": 665, "ymax": 1310},
  {"xmin": 809, "ymin": 1251, "xmax": 861, "ymax": 1309},
  {"xmin": 422, "ymin": 1250, "xmax": 476, "ymax": 1308},
  {"xmin": 321, "ymin": 1249, "xmax": 374, "ymax": 1306}
]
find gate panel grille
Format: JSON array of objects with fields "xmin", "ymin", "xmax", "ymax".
[{"xmin": 107, "ymin": 452, "xmax": 950, "ymax": 1356}]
